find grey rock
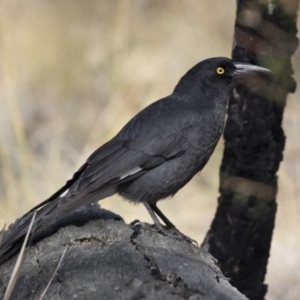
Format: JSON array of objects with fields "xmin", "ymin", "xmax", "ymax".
[{"xmin": 0, "ymin": 204, "xmax": 247, "ymax": 300}]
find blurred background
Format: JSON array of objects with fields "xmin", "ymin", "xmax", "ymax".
[{"xmin": 0, "ymin": 0, "xmax": 299, "ymax": 299}]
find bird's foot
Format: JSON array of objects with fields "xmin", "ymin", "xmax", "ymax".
[
  {"xmin": 130, "ymin": 220, "xmax": 198, "ymax": 246},
  {"xmin": 130, "ymin": 220, "xmax": 162, "ymax": 239},
  {"xmin": 158, "ymin": 226, "xmax": 198, "ymax": 246}
]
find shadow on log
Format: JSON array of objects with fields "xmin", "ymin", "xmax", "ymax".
[{"xmin": 0, "ymin": 204, "xmax": 246, "ymax": 300}]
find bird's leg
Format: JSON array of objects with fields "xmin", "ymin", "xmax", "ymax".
[
  {"xmin": 143, "ymin": 202, "xmax": 198, "ymax": 245},
  {"xmin": 150, "ymin": 204, "xmax": 175, "ymax": 228},
  {"xmin": 143, "ymin": 202, "xmax": 167, "ymax": 232}
]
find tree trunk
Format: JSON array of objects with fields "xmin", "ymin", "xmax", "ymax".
[{"xmin": 203, "ymin": 1, "xmax": 299, "ymax": 299}]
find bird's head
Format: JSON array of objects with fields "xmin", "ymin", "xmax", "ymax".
[{"xmin": 173, "ymin": 57, "xmax": 271, "ymax": 104}]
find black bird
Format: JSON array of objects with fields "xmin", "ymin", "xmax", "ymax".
[{"xmin": 0, "ymin": 57, "xmax": 270, "ymax": 263}]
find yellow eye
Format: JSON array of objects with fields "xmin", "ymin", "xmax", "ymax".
[{"xmin": 216, "ymin": 67, "xmax": 225, "ymax": 75}]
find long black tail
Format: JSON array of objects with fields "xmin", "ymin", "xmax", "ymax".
[
  {"xmin": 0, "ymin": 164, "xmax": 89, "ymax": 264},
  {"xmin": 0, "ymin": 196, "xmax": 62, "ymax": 264},
  {"xmin": 0, "ymin": 187, "xmax": 117, "ymax": 264}
]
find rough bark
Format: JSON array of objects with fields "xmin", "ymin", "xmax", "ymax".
[
  {"xmin": 0, "ymin": 204, "xmax": 246, "ymax": 300},
  {"xmin": 203, "ymin": 1, "xmax": 299, "ymax": 299}
]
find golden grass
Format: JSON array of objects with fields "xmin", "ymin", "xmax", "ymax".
[
  {"xmin": 38, "ymin": 245, "xmax": 68, "ymax": 300},
  {"xmin": 3, "ymin": 212, "xmax": 36, "ymax": 300},
  {"xmin": 0, "ymin": 1, "xmax": 299, "ymax": 299}
]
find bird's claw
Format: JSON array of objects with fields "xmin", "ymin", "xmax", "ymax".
[
  {"xmin": 130, "ymin": 220, "xmax": 198, "ymax": 246},
  {"xmin": 162, "ymin": 227, "xmax": 198, "ymax": 246}
]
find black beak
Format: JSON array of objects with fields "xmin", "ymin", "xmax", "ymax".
[{"xmin": 232, "ymin": 62, "xmax": 271, "ymax": 78}]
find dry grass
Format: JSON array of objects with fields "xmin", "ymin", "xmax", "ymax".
[
  {"xmin": 3, "ymin": 211, "xmax": 36, "ymax": 300},
  {"xmin": 38, "ymin": 244, "xmax": 68, "ymax": 300},
  {"xmin": 0, "ymin": 1, "xmax": 299, "ymax": 299}
]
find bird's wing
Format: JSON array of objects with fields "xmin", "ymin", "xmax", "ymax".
[
  {"xmin": 27, "ymin": 123, "xmax": 190, "ymax": 216},
  {"xmin": 73, "ymin": 132, "xmax": 188, "ymax": 197},
  {"xmin": 27, "ymin": 132, "xmax": 189, "ymax": 219}
]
